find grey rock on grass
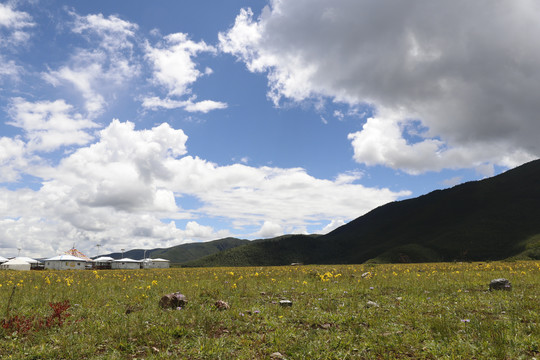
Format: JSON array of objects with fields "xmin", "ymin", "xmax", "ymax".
[
  {"xmin": 159, "ymin": 292, "xmax": 187, "ymax": 309},
  {"xmin": 489, "ymin": 278, "xmax": 512, "ymax": 291}
]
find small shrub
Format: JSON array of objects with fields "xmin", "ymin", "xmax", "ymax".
[{"xmin": 1, "ymin": 300, "xmax": 72, "ymax": 335}]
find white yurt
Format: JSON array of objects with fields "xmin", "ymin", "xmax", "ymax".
[
  {"xmin": 111, "ymin": 258, "xmax": 141, "ymax": 270},
  {"xmin": 142, "ymin": 258, "xmax": 170, "ymax": 269},
  {"xmin": 93, "ymin": 256, "xmax": 114, "ymax": 269},
  {"xmin": 0, "ymin": 258, "xmax": 31, "ymax": 271},
  {"xmin": 44, "ymin": 255, "xmax": 88, "ymax": 270},
  {"xmin": 14, "ymin": 257, "xmax": 42, "ymax": 270}
]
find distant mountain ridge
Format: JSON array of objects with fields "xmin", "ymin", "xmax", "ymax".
[
  {"xmin": 184, "ymin": 158, "xmax": 540, "ymax": 266},
  {"xmin": 101, "ymin": 237, "xmax": 249, "ymax": 264},
  {"xmin": 107, "ymin": 159, "xmax": 540, "ymax": 266},
  {"xmin": 318, "ymin": 158, "xmax": 540, "ymax": 264}
]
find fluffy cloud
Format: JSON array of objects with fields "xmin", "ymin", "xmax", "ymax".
[
  {"xmin": 0, "ymin": 56, "xmax": 20, "ymax": 80},
  {"xmin": 0, "ymin": 137, "xmax": 27, "ymax": 182},
  {"xmin": 0, "ymin": 119, "xmax": 408, "ymax": 257},
  {"xmin": 220, "ymin": 0, "xmax": 540, "ymax": 172},
  {"xmin": 347, "ymin": 107, "xmax": 534, "ymax": 174},
  {"xmin": 55, "ymin": 119, "xmax": 188, "ymax": 193},
  {"xmin": 256, "ymin": 221, "xmax": 284, "ymax": 238},
  {"xmin": 41, "ymin": 10, "xmax": 226, "ymax": 117},
  {"xmin": 43, "ymin": 62, "xmax": 107, "ymax": 117},
  {"xmin": 164, "ymin": 156, "xmax": 409, "ymax": 230},
  {"xmin": 0, "ymin": 3, "xmax": 33, "ymax": 28},
  {"xmin": 0, "ymin": 120, "xmax": 199, "ymax": 257},
  {"xmin": 143, "ymin": 32, "xmax": 226, "ymax": 112},
  {"xmin": 141, "ymin": 96, "xmax": 227, "ymax": 113},
  {"xmin": 319, "ymin": 219, "xmax": 346, "ymax": 234},
  {"xmin": 7, "ymin": 98, "xmax": 99, "ymax": 152},
  {"xmin": 0, "ymin": 186, "xmax": 223, "ymax": 258},
  {"xmin": 145, "ymin": 33, "xmax": 215, "ymax": 97},
  {"xmin": 43, "ymin": 12, "xmax": 140, "ymax": 116},
  {"xmin": 183, "ymin": 221, "xmax": 229, "ymax": 239},
  {"xmin": 0, "ymin": 2, "xmax": 34, "ymax": 47},
  {"xmin": 71, "ymin": 12, "xmax": 138, "ymax": 52}
]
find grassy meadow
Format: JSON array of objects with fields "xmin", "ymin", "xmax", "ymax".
[{"xmin": 0, "ymin": 261, "xmax": 538, "ymax": 359}]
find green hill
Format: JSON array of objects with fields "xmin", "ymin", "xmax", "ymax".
[
  {"xmin": 321, "ymin": 158, "xmax": 540, "ymax": 264},
  {"xmin": 103, "ymin": 237, "xmax": 250, "ymax": 264},
  {"xmin": 185, "ymin": 158, "xmax": 540, "ymax": 266},
  {"xmin": 183, "ymin": 234, "xmax": 321, "ymax": 267},
  {"xmin": 150, "ymin": 237, "xmax": 250, "ymax": 264}
]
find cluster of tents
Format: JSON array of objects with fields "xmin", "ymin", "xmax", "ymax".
[
  {"xmin": 0, "ymin": 250, "xmax": 170, "ymax": 271},
  {"xmin": 0, "ymin": 256, "xmax": 40, "ymax": 271}
]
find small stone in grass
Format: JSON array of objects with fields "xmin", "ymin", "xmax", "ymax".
[
  {"xmin": 489, "ymin": 278, "xmax": 512, "ymax": 291},
  {"xmin": 159, "ymin": 292, "xmax": 187, "ymax": 309},
  {"xmin": 214, "ymin": 300, "xmax": 230, "ymax": 310},
  {"xmin": 279, "ymin": 300, "xmax": 292, "ymax": 307},
  {"xmin": 366, "ymin": 300, "xmax": 379, "ymax": 308}
]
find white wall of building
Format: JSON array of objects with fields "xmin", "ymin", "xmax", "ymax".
[
  {"xmin": 111, "ymin": 259, "xmax": 141, "ymax": 270},
  {"xmin": 45, "ymin": 260, "xmax": 87, "ymax": 270},
  {"xmin": 142, "ymin": 258, "xmax": 170, "ymax": 269}
]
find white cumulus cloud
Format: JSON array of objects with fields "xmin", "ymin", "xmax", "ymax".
[
  {"xmin": 43, "ymin": 11, "xmax": 140, "ymax": 117},
  {"xmin": 347, "ymin": 107, "xmax": 534, "ymax": 174},
  {"xmin": 319, "ymin": 219, "xmax": 346, "ymax": 234},
  {"xmin": 0, "ymin": 118, "xmax": 409, "ymax": 257},
  {"xmin": 141, "ymin": 96, "xmax": 227, "ymax": 113},
  {"xmin": 256, "ymin": 221, "xmax": 284, "ymax": 238},
  {"xmin": 143, "ymin": 32, "xmax": 226, "ymax": 113},
  {"xmin": 165, "ymin": 157, "xmax": 409, "ymax": 229},
  {"xmin": 0, "ymin": 2, "xmax": 34, "ymax": 47},
  {"xmin": 7, "ymin": 97, "xmax": 99, "ymax": 152},
  {"xmin": 71, "ymin": 12, "xmax": 138, "ymax": 52},
  {"xmin": 145, "ymin": 33, "xmax": 215, "ymax": 97},
  {"xmin": 220, "ymin": 0, "xmax": 540, "ymax": 172},
  {"xmin": 0, "ymin": 56, "xmax": 21, "ymax": 80},
  {"xmin": 0, "ymin": 137, "xmax": 27, "ymax": 182}
]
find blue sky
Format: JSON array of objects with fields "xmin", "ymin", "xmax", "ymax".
[{"xmin": 1, "ymin": 0, "xmax": 538, "ymax": 258}]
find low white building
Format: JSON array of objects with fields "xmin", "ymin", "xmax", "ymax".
[
  {"xmin": 44, "ymin": 255, "xmax": 88, "ymax": 270},
  {"xmin": 142, "ymin": 258, "xmax": 170, "ymax": 269},
  {"xmin": 93, "ymin": 256, "xmax": 114, "ymax": 269},
  {"xmin": 0, "ymin": 258, "xmax": 31, "ymax": 271},
  {"xmin": 15, "ymin": 257, "xmax": 42, "ymax": 270},
  {"xmin": 111, "ymin": 258, "xmax": 141, "ymax": 270}
]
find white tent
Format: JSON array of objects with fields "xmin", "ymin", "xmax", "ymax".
[
  {"xmin": 142, "ymin": 258, "xmax": 170, "ymax": 269},
  {"xmin": 0, "ymin": 256, "xmax": 8, "ymax": 264},
  {"xmin": 15, "ymin": 256, "xmax": 39, "ymax": 264},
  {"xmin": 0, "ymin": 258, "xmax": 31, "ymax": 271},
  {"xmin": 94, "ymin": 256, "xmax": 114, "ymax": 262},
  {"xmin": 93, "ymin": 256, "xmax": 114, "ymax": 269},
  {"xmin": 44, "ymin": 254, "xmax": 88, "ymax": 270},
  {"xmin": 14, "ymin": 257, "xmax": 41, "ymax": 270},
  {"xmin": 111, "ymin": 258, "xmax": 141, "ymax": 270}
]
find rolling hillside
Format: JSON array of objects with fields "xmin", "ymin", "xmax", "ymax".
[
  {"xmin": 183, "ymin": 234, "xmax": 322, "ymax": 267},
  {"xmin": 186, "ymin": 159, "xmax": 540, "ymax": 266},
  {"xmin": 322, "ymin": 158, "xmax": 540, "ymax": 263},
  {"xmin": 102, "ymin": 237, "xmax": 249, "ymax": 264}
]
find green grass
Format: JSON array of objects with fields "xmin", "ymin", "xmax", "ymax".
[{"xmin": 0, "ymin": 261, "xmax": 539, "ymax": 359}]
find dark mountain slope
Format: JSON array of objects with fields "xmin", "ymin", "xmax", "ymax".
[
  {"xmin": 184, "ymin": 234, "xmax": 322, "ymax": 267},
  {"xmin": 321, "ymin": 158, "xmax": 540, "ymax": 263},
  {"xmin": 186, "ymin": 158, "xmax": 540, "ymax": 266}
]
